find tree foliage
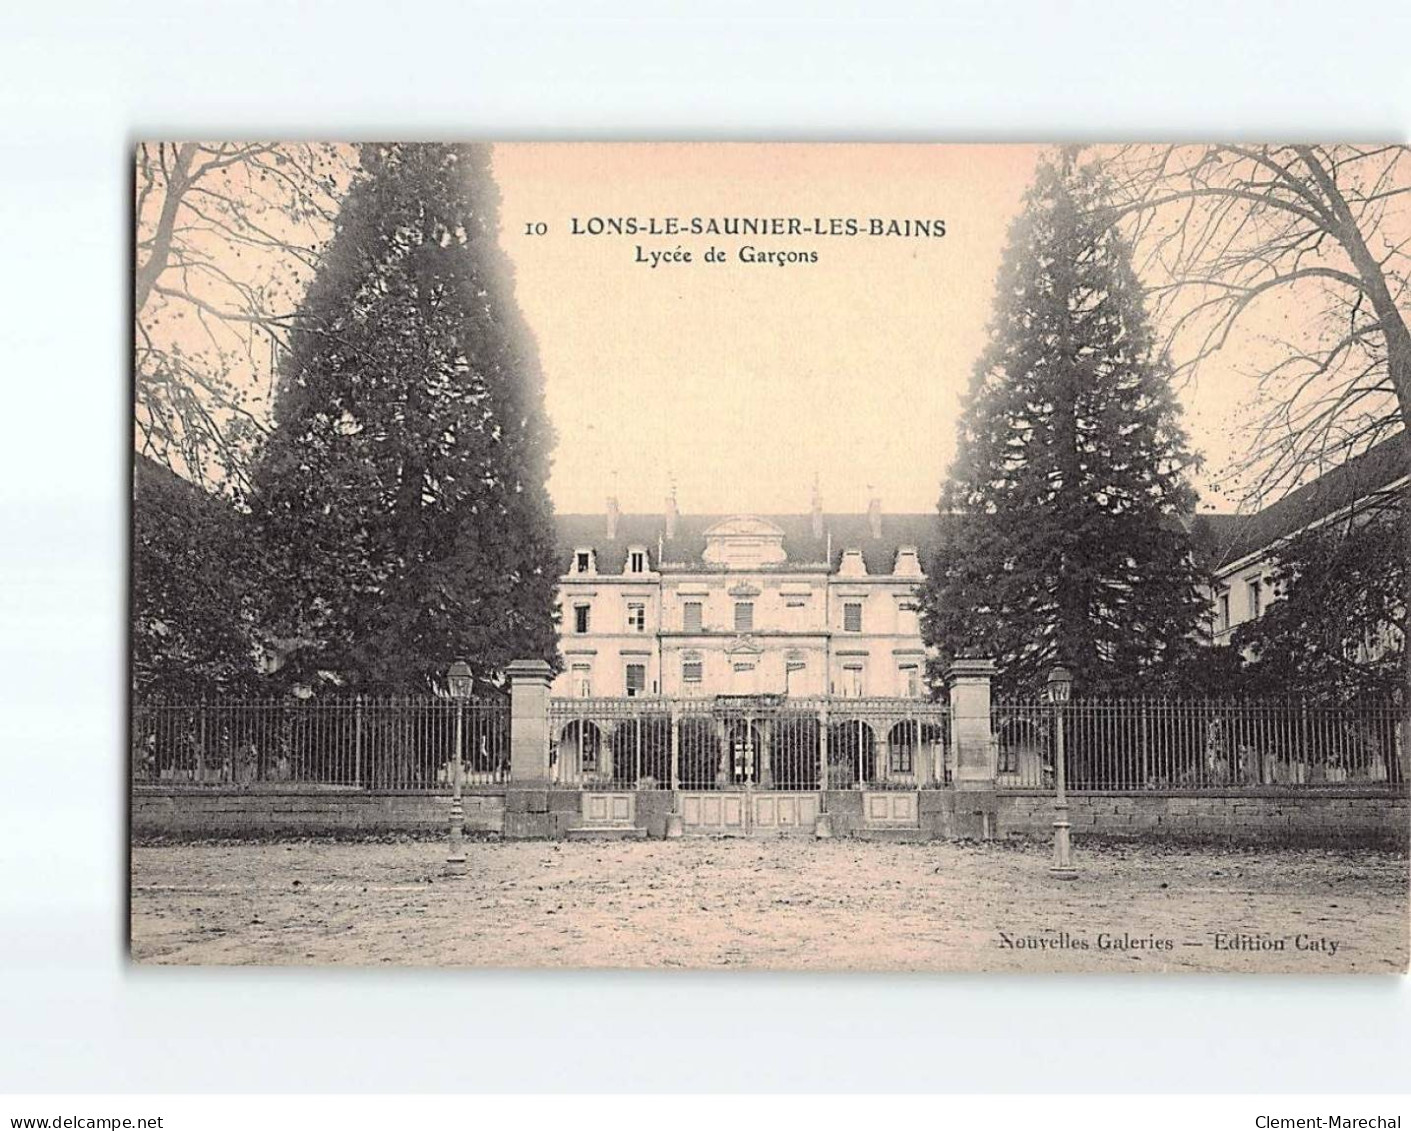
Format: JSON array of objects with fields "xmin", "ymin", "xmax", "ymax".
[
  {"xmin": 131, "ymin": 457, "xmax": 266, "ymax": 698},
  {"xmin": 251, "ymin": 143, "xmax": 560, "ymax": 695},
  {"xmin": 921, "ymin": 157, "xmax": 1208, "ymax": 697}
]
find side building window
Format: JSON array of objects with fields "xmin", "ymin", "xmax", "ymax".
[
  {"xmin": 734, "ymin": 601, "xmax": 754, "ymax": 632},
  {"xmin": 683, "ymin": 601, "xmax": 703, "ymax": 632},
  {"xmin": 573, "ymin": 604, "xmax": 591, "ymax": 634},
  {"xmin": 682, "ymin": 654, "xmax": 703, "ymax": 684},
  {"xmin": 627, "ymin": 602, "xmax": 646, "ymax": 632},
  {"xmin": 625, "ymin": 663, "xmax": 646, "ymax": 698},
  {"xmin": 1216, "ymin": 590, "xmax": 1230, "ymax": 633}
]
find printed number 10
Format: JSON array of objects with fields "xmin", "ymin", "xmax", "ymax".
[{"xmin": 524, "ymin": 222, "xmax": 548, "ymax": 236}]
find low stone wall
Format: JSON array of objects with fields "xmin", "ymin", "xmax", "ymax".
[
  {"xmin": 132, "ymin": 787, "xmax": 505, "ymax": 838},
  {"xmin": 997, "ymin": 790, "xmax": 1409, "ymax": 848},
  {"xmin": 132, "ymin": 786, "xmax": 1407, "ymax": 847}
]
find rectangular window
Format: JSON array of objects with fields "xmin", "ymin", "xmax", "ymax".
[
  {"xmin": 734, "ymin": 602, "xmax": 754, "ymax": 632},
  {"xmin": 890, "ymin": 744, "xmax": 914, "ymax": 775},
  {"xmin": 627, "ymin": 602, "xmax": 646, "ymax": 632},
  {"xmin": 900, "ymin": 664, "xmax": 921, "ymax": 697},
  {"xmin": 843, "ymin": 602, "xmax": 863, "ymax": 633},
  {"xmin": 683, "ymin": 601, "xmax": 702, "ymax": 632},
  {"xmin": 629, "ymin": 549, "xmax": 645, "ymax": 573},
  {"xmin": 575, "ymin": 551, "xmax": 591, "ymax": 574},
  {"xmin": 1248, "ymin": 577, "xmax": 1263, "ymax": 619},
  {"xmin": 573, "ymin": 604, "xmax": 590, "ymax": 634},
  {"xmin": 1216, "ymin": 590, "xmax": 1230, "ymax": 632},
  {"xmin": 897, "ymin": 600, "xmax": 919, "ymax": 635},
  {"xmin": 785, "ymin": 660, "xmax": 805, "ymax": 695},
  {"xmin": 625, "ymin": 663, "xmax": 646, "ymax": 697},
  {"xmin": 682, "ymin": 657, "xmax": 703, "ymax": 683},
  {"xmin": 997, "ymin": 747, "xmax": 1019, "ymax": 774},
  {"xmin": 571, "ymin": 664, "xmax": 592, "ymax": 698},
  {"xmin": 841, "ymin": 664, "xmax": 864, "ymax": 697}
]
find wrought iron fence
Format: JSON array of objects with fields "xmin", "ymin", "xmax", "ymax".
[
  {"xmin": 548, "ymin": 695, "xmax": 951, "ymax": 790},
  {"xmin": 131, "ymin": 696, "xmax": 510, "ymax": 789},
  {"xmin": 991, "ymin": 699, "xmax": 1407, "ymax": 793}
]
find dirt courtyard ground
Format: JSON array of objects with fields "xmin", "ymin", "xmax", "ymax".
[{"xmin": 129, "ymin": 838, "xmax": 1409, "ymax": 973}]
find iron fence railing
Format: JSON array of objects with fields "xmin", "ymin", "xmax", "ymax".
[
  {"xmin": 991, "ymin": 699, "xmax": 1407, "ymax": 793},
  {"xmin": 131, "ymin": 696, "xmax": 510, "ymax": 789},
  {"xmin": 548, "ymin": 695, "xmax": 952, "ymax": 791}
]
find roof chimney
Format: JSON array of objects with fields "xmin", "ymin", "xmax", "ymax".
[
  {"xmin": 867, "ymin": 496, "xmax": 882, "ymax": 539},
  {"xmin": 810, "ymin": 476, "xmax": 824, "ymax": 540},
  {"xmin": 665, "ymin": 492, "xmax": 678, "ymax": 540},
  {"xmin": 606, "ymin": 496, "xmax": 620, "ymax": 541}
]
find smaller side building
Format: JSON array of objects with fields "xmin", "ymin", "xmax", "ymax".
[{"xmin": 1195, "ymin": 433, "xmax": 1407, "ymax": 646}]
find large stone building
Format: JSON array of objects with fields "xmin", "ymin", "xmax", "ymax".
[
  {"xmin": 551, "ymin": 496, "xmax": 938, "ymax": 701},
  {"xmin": 550, "ymin": 431, "xmax": 1408, "ymax": 703}
]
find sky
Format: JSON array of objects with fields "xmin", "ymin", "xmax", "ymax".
[{"xmin": 491, "ymin": 142, "xmax": 1254, "ymax": 517}]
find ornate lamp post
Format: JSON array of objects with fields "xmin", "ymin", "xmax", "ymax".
[
  {"xmin": 1046, "ymin": 664, "xmax": 1077, "ymax": 880},
  {"xmin": 446, "ymin": 660, "xmax": 474, "ymax": 872}
]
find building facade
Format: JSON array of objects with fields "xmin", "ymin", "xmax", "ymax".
[
  {"xmin": 1197, "ymin": 434, "xmax": 1407, "ymax": 646},
  {"xmin": 552, "ymin": 499, "xmax": 936, "ymax": 702}
]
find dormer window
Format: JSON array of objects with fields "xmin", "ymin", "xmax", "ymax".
[
  {"xmin": 893, "ymin": 546, "xmax": 922, "ymax": 578},
  {"xmin": 838, "ymin": 548, "xmax": 868, "ymax": 578},
  {"xmin": 628, "ymin": 547, "xmax": 647, "ymax": 574},
  {"xmin": 574, "ymin": 548, "xmax": 595, "ymax": 575}
]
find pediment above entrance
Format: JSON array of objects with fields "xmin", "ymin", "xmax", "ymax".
[{"xmin": 702, "ymin": 515, "xmax": 788, "ymax": 568}]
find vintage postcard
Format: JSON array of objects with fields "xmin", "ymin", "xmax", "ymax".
[{"xmin": 130, "ymin": 142, "xmax": 1410, "ymax": 972}]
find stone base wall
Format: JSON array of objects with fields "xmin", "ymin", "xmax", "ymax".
[
  {"xmin": 996, "ymin": 790, "xmax": 1408, "ymax": 848},
  {"xmin": 132, "ymin": 786, "xmax": 1407, "ymax": 848},
  {"xmin": 132, "ymin": 788, "xmax": 504, "ymax": 838}
]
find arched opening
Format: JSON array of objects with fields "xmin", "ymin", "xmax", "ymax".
[
  {"xmin": 887, "ymin": 719, "xmax": 948, "ymax": 783},
  {"xmin": 723, "ymin": 719, "xmax": 766, "ymax": 786},
  {"xmin": 771, "ymin": 716, "xmax": 821, "ymax": 789},
  {"xmin": 677, "ymin": 717, "xmax": 720, "ymax": 790},
  {"xmin": 556, "ymin": 720, "xmax": 604, "ymax": 783},
  {"xmin": 609, "ymin": 713, "xmax": 671, "ymax": 789},
  {"xmin": 828, "ymin": 719, "xmax": 876, "ymax": 788},
  {"xmin": 996, "ymin": 717, "xmax": 1047, "ymax": 787}
]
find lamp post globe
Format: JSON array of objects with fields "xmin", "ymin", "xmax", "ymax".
[
  {"xmin": 445, "ymin": 660, "xmax": 473, "ymax": 872},
  {"xmin": 1047, "ymin": 664, "xmax": 1077, "ymax": 880}
]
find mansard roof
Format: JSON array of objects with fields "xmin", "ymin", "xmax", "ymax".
[
  {"xmin": 555, "ymin": 432, "xmax": 1407, "ymax": 579},
  {"xmin": 555, "ymin": 512, "xmax": 945, "ymax": 575},
  {"xmin": 1196, "ymin": 432, "xmax": 1407, "ymax": 571}
]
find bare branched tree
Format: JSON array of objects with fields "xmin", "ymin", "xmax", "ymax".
[
  {"xmin": 133, "ymin": 142, "xmax": 355, "ymax": 492},
  {"xmin": 1103, "ymin": 144, "xmax": 1409, "ymax": 490},
  {"xmin": 1101, "ymin": 144, "xmax": 1410, "ymax": 698}
]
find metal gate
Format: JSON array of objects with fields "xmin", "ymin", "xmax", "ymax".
[{"xmin": 678, "ymin": 788, "xmax": 821, "ymax": 835}]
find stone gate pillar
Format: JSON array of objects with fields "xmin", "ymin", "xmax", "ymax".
[
  {"xmin": 507, "ymin": 659, "xmax": 554, "ymax": 786},
  {"xmin": 947, "ymin": 656, "xmax": 997, "ymax": 790}
]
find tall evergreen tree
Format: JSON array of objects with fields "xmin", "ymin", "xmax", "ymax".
[
  {"xmin": 921, "ymin": 156, "xmax": 1207, "ymax": 697},
  {"xmin": 252, "ymin": 144, "xmax": 560, "ymax": 694}
]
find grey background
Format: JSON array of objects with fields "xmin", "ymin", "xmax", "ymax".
[{"xmin": 2, "ymin": 0, "xmax": 1409, "ymax": 1093}]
